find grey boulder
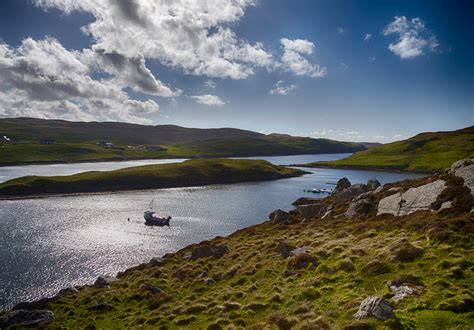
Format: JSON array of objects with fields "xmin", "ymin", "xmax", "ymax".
[{"xmin": 353, "ymin": 296, "xmax": 395, "ymax": 320}]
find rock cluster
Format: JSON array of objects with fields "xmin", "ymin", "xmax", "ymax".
[{"xmin": 450, "ymin": 158, "xmax": 474, "ymax": 195}]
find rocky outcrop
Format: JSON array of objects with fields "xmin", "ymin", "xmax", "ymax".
[
  {"xmin": 377, "ymin": 180, "xmax": 446, "ymax": 216},
  {"xmin": 345, "ymin": 192, "xmax": 375, "ymax": 219},
  {"xmin": 367, "ymin": 178, "xmax": 381, "ymax": 191},
  {"xmin": 334, "ymin": 177, "xmax": 351, "ymax": 193},
  {"xmin": 353, "ymin": 296, "xmax": 395, "ymax": 320},
  {"xmin": 190, "ymin": 244, "xmax": 228, "ymax": 260},
  {"xmin": 94, "ymin": 275, "xmax": 116, "ymax": 288},
  {"xmin": 0, "ymin": 309, "xmax": 54, "ymax": 327},
  {"xmin": 450, "ymin": 158, "xmax": 474, "ymax": 195},
  {"xmin": 269, "ymin": 209, "xmax": 289, "ymax": 222}
]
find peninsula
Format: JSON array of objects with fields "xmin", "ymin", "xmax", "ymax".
[{"xmin": 0, "ymin": 159, "xmax": 307, "ymax": 197}]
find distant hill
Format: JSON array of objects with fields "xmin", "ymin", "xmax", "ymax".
[
  {"xmin": 0, "ymin": 118, "xmax": 374, "ymax": 165},
  {"xmin": 300, "ymin": 126, "xmax": 474, "ymax": 173}
]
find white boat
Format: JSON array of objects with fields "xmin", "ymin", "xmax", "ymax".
[{"xmin": 144, "ymin": 200, "xmax": 171, "ymax": 226}]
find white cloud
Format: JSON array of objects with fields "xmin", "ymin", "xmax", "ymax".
[
  {"xmin": 190, "ymin": 94, "xmax": 225, "ymax": 106},
  {"xmin": 383, "ymin": 16, "xmax": 439, "ymax": 59},
  {"xmin": 35, "ymin": 0, "xmax": 275, "ymax": 80},
  {"xmin": 0, "ymin": 38, "xmax": 158, "ymax": 124},
  {"xmin": 280, "ymin": 38, "xmax": 327, "ymax": 78},
  {"xmin": 205, "ymin": 80, "xmax": 217, "ymax": 89},
  {"xmin": 368, "ymin": 56, "xmax": 376, "ymax": 62},
  {"xmin": 337, "ymin": 27, "xmax": 345, "ymax": 35},
  {"xmin": 364, "ymin": 33, "xmax": 372, "ymax": 41},
  {"xmin": 270, "ymin": 80, "xmax": 297, "ymax": 95},
  {"xmin": 393, "ymin": 134, "xmax": 407, "ymax": 140}
]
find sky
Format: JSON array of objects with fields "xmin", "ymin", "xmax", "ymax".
[{"xmin": 0, "ymin": 0, "xmax": 472, "ymax": 143}]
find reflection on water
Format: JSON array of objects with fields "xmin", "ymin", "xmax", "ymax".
[{"xmin": 0, "ymin": 154, "xmax": 425, "ymax": 309}]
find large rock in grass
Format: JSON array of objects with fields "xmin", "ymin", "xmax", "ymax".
[
  {"xmin": 0, "ymin": 309, "xmax": 54, "ymax": 327},
  {"xmin": 190, "ymin": 244, "xmax": 228, "ymax": 260},
  {"xmin": 269, "ymin": 209, "xmax": 289, "ymax": 223},
  {"xmin": 450, "ymin": 158, "xmax": 474, "ymax": 195},
  {"xmin": 353, "ymin": 296, "xmax": 395, "ymax": 320},
  {"xmin": 377, "ymin": 180, "xmax": 446, "ymax": 216},
  {"xmin": 334, "ymin": 177, "xmax": 351, "ymax": 193},
  {"xmin": 295, "ymin": 203, "xmax": 326, "ymax": 220},
  {"xmin": 94, "ymin": 275, "xmax": 116, "ymax": 288}
]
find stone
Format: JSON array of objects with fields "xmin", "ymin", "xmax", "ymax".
[
  {"xmin": 295, "ymin": 203, "xmax": 326, "ymax": 220},
  {"xmin": 56, "ymin": 287, "xmax": 79, "ymax": 296},
  {"xmin": 377, "ymin": 180, "xmax": 446, "ymax": 216},
  {"xmin": 94, "ymin": 275, "xmax": 116, "ymax": 288},
  {"xmin": 450, "ymin": 158, "xmax": 474, "ymax": 195},
  {"xmin": 334, "ymin": 177, "xmax": 351, "ymax": 193},
  {"xmin": 337, "ymin": 184, "xmax": 369, "ymax": 200},
  {"xmin": 149, "ymin": 257, "xmax": 165, "ymax": 266},
  {"xmin": 277, "ymin": 241, "xmax": 295, "ymax": 258},
  {"xmin": 190, "ymin": 244, "xmax": 228, "ymax": 260},
  {"xmin": 287, "ymin": 253, "xmax": 317, "ymax": 271},
  {"xmin": 0, "ymin": 309, "xmax": 54, "ymax": 327},
  {"xmin": 345, "ymin": 196, "xmax": 374, "ymax": 219},
  {"xmin": 269, "ymin": 209, "xmax": 289, "ymax": 222},
  {"xmin": 353, "ymin": 296, "xmax": 395, "ymax": 320},
  {"xmin": 438, "ymin": 200, "xmax": 452, "ymax": 211},
  {"xmin": 366, "ymin": 178, "xmax": 381, "ymax": 191},
  {"xmin": 88, "ymin": 303, "xmax": 114, "ymax": 311},
  {"xmin": 387, "ymin": 277, "xmax": 425, "ymax": 302}
]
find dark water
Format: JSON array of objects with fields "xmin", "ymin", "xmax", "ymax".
[{"xmin": 0, "ymin": 154, "xmax": 425, "ymax": 309}]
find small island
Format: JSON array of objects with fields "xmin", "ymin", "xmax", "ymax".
[{"xmin": 0, "ymin": 159, "xmax": 307, "ymax": 198}]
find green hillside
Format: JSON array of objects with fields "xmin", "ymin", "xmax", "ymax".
[
  {"xmin": 0, "ymin": 159, "xmax": 306, "ymax": 197},
  {"xmin": 0, "ymin": 118, "xmax": 369, "ymax": 165},
  {"xmin": 5, "ymin": 172, "xmax": 473, "ymax": 329},
  {"xmin": 300, "ymin": 126, "xmax": 474, "ymax": 173}
]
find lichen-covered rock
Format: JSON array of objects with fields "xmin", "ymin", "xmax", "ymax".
[
  {"xmin": 367, "ymin": 178, "xmax": 381, "ymax": 191},
  {"xmin": 377, "ymin": 180, "xmax": 446, "ymax": 216},
  {"xmin": 387, "ymin": 276, "xmax": 425, "ymax": 302},
  {"xmin": 0, "ymin": 309, "xmax": 54, "ymax": 327},
  {"xmin": 353, "ymin": 296, "xmax": 395, "ymax": 320},
  {"xmin": 94, "ymin": 275, "xmax": 116, "ymax": 288},
  {"xmin": 269, "ymin": 209, "xmax": 289, "ymax": 222},
  {"xmin": 295, "ymin": 203, "xmax": 326, "ymax": 220},
  {"xmin": 190, "ymin": 244, "xmax": 228, "ymax": 260},
  {"xmin": 450, "ymin": 158, "xmax": 474, "ymax": 195}
]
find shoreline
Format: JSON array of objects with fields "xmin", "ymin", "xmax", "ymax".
[
  {"xmin": 0, "ymin": 151, "xmax": 355, "ymax": 167},
  {"xmin": 0, "ymin": 174, "xmax": 307, "ymax": 200},
  {"xmin": 292, "ymin": 163, "xmax": 435, "ymax": 175}
]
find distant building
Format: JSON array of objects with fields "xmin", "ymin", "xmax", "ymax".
[
  {"xmin": 97, "ymin": 141, "xmax": 114, "ymax": 147},
  {"xmin": 39, "ymin": 138, "xmax": 54, "ymax": 145}
]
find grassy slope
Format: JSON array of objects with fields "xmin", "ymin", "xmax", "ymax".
[
  {"xmin": 0, "ymin": 159, "xmax": 306, "ymax": 196},
  {"xmin": 0, "ymin": 118, "xmax": 367, "ymax": 165},
  {"xmin": 300, "ymin": 126, "xmax": 474, "ymax": 173},
  {"xmin": 18, "ymin": 175, "xmax": 473, "ymax": 329}
]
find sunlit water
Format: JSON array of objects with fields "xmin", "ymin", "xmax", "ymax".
[{"xmin": 0, "ymin": 154, "xmax": 425, "ymax": 309}]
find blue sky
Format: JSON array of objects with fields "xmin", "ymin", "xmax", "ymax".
[{"xmin": 0, "ymin": 0, "xmax": 472, "ymax": 142}]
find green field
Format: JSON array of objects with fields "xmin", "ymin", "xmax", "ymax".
[
  {"xmin": 300, "ymin": 126, "xmax": 474, "ymax": 173},
  {"xmin": 0, "ymin": 158, "xmax": 306, "ymax": 197},
  {"xmin": 13, "ymin": 173, "xmax": 473, "ymax": 329},
  {"xmin": 0, "ymin": 118, "xmax": 368, "ymax": 165}
]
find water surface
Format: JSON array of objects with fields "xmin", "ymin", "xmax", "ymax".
[{"xmin": 0, "ymin": 154, "xmax": 425, "ymax": 309}]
